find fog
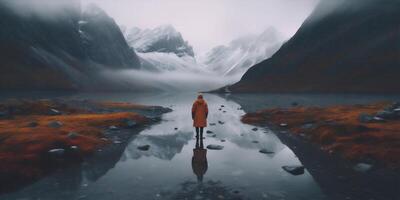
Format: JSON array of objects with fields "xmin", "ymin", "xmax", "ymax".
[
  {"xmin": 1, "ymin": 0, "xmax": 80, "ymax": 18},
  {"xmin": 102, "ymin": 69, "xmax": 236, "ymax": 92}
]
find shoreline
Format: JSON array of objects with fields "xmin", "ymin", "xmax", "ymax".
[
  {"xmin": 241, "ymin": 102, "xmax": 400, "ymax": 169},
  {"xmin": 0, "ymin": 99, "xmax": 171, "ymax": 194}
]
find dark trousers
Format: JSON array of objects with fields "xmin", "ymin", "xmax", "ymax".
[{"xmin": 195, "ymin": 127, "xmax": 204, "ymax": 148}]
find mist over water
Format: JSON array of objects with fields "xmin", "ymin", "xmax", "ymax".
[{"xmin": 102, "ymin": 69, "xmax": 238, "ymax": 92}]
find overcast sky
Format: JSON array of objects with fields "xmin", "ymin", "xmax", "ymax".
[{"xmin": 83, "ymin": 0, "xmax": 320, "ymax": 54}]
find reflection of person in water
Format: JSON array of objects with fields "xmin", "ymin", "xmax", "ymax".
[
  {"xmin": 192, "ymin": 136, "xmax": 208, "ymax": 182},
  {"xmin": 192, "ymin": 94, "xmax": 208, "ymax": 142},
  {"xmin": 191, "ymin": 94, "xmax": 209, "ymax": 182}
]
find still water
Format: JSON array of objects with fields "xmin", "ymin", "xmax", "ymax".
[{"xmin": 1, "ymin": 92, "xmax": 399, "ymax": 200}]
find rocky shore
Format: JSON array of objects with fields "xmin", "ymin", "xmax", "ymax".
[
  {"xmin": 242, "ymin": 102, "xmax": 400, "ymax": 169},
  {"xmin": 0, "ymin": 99, "xmax": 171, "ymax": 193}
]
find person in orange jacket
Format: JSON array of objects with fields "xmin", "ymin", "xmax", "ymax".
[{"xmin": 192, "ymin": 94, "xmax": 208, "ymax": 146}]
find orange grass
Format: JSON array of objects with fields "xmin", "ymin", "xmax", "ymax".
[{"xmin": 242, "ymin": 103, "xmax": 400, "ymax": 168}]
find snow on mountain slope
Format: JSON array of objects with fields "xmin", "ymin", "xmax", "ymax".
[
  {"xmin": 126, "ymin": 25, "xmax": 194, "ymax": 57},
  {"xmin": 199, "ymin": 27, "xmax": 285, "ymax": 80}
]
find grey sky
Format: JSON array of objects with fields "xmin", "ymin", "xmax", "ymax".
[{"xmin": 84, "ymin": 0, "xmax": 320, "ymax": 54}]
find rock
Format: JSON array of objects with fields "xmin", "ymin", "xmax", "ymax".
[
  {"xmin": 376, "ymin": 110, "xmax": 397, "ymax": 119},
  {"xmin": 218, "ymin": 108, "xmax": 222, "ymax": 111},
  {"xmin": 353, "ymin": 163, "xmax": 373, "ymax": 172},
  {"xmin": 70, "ymin": 146, "xmax": 79, "ymax": 151},
  {"xmin": 109, "ymin": 125, "xmax": 119, "ymax": 131},
  {"xmin": 126, "ymin": 120, "xmax": 137, "ymax": 128},
  {"xmin": 67, "ymin": 132, "xmax": 79, "ymax": 139},
  {"xmin": 207, "ymin": 144, "xmax": 224, "ymax": 150},
  {"xmin": 48, "ymin": 148, "xmax": 65, "ymax": 156},
  {"xmin": 221, "ymin": 105, "xmax": 225, "ymax": 107},
  {"xmin": 113, "ymin": 140, "xmax": 122, "ymax": 144},
  {"xmin": 221, "ymin": 139, "xmax": 226, "ymax": 142},
  {"xmin": 372, "ymin": 116, "xmax": 385, "ymax": 122},
  {"xmin": 212, "ymin": 134, "xmax": 217, "ymax": 137},
  {"xmin": 27, "ymin": 121, "xmax": 39, "ymax": 127},
  {"xmin": 174, "ymin": 127, "xmax": 178, "ymax": 130},
  {"xmin": 359, "ymin": 113, "xmax": 374, "ymax": 123},
  {"xmin": 138, "ymin": 145, "xmax": 150, "ymax": 151},
  {"xmin": 218, "ymin": 121, "xmax": 225, "ymax": 125},
  {"xmin": 291, "ymin": 102, "xmax": 299, "ymax": 106},
  {"xmin": 206, "ymin": 130, "xmax": 214, "ymax": 134},
  {"xmin": 282, "ymin": 165, "xmax": 305, "ymax": 175},
  {"xmin": 223, "ymin": 111, "xmax": 227, "ymax": 113},
  {"xmin": 280, "ymin": 123, "xmax": 288, "ymax": 127},
  {"xmin": 259, "ymin": 149, "xmax": 274, "ymax": 154},
  {"xmin": 252, "ymin": 140, "xmax": 259, "ymax": 143},
  {"xmin": 252, "ymin": 128, "xmax": 258, "ymax": 131},
  {"xmin": 301, "ymin": 123, "xmax": 314, "ymax": 129},
  {"xmin": 49, "ymin": 109, "xmax": 62, "ymax": 115},
  {"xmin": 48, "ymin": 121, "xmax": 63, "ymax": 128},
  {"xmin": 209, "ymin": 123, "xmax": 216, "ymax": 126}
]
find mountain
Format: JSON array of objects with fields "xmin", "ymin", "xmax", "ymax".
[
  {"xmin": 227, "ymin": 0, "xmax": 400, "ymax": 93},
  {"xmin": 125, "ymin": 25, "xmax": 194, "ymax": 57},
  {"xmin": 0, "ymin": 1, "xmax": 140, "ymax": 91},
  {"xmin": 199, "ymin": 27, "xmax": 285, "ymax": 80}
]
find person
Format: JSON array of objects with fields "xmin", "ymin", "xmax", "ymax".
[{"xmin": 191, "ymin": 94, "xmax": 208, "ymax": 146}]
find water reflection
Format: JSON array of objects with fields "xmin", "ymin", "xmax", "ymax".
[{"xmin": 192, "ymin": 135, "xmax": 208, "ymax": 182}]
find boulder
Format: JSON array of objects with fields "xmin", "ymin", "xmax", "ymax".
[
  {"xmin": 218, "ymin": 121, "xmax": 225, "ymax": 125},
  {"xmin": 207, "ymin": 144, "xmax": 224, "ymax": 150},
  {"xmin": 259, "ymin": 149, "xmax": 274, "ymax": 154},
  {"xmin": 252, "ymin": 128, "xmax": 258, "ymax": 131},
  {"xmin": 282, "ymin": 165, "xmax": 305, "ymax": 175},
  {"xmin": 206, "ymin": 130, "xmax": 214, "ymax": 134},
  {"xmin": 138, "ymin": 144, "xmax": 150, "ymax": 151},
  {"xmin": 221, "ymin": 139, "xmax": 226, "ymax": 142},
  {"xmin": 48, "ymin": 121, "xmax": 63, "ymax": 128}
]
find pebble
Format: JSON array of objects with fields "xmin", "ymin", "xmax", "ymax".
[
  {"xmin": 252, "ymin": 128, "xmax": 258, "ymax": 131},
  {"xmin": 48, "ymin": 121, "xmax": 63, "ymax": 128},
  {"xmin": 207, "ymin": 144, "xmax": 224, "ymax": 150},
  {"xmin": 282, "ymin": 165, "xmax": 305, "ymax": 175},
  {"xmin": 138, "ymin": 145, "xmax": 151, "ymax": 151},
  {"xmin": 259, "ymin": 149, "xmax": 274, "ymax": 154}
]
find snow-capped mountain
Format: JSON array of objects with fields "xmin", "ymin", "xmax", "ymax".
[
  {"xmin": 126, "ymin": 25, "xmax": 194, "ymax": 57},
  {"xmin": 199, "ymin": 27, "xmax": 285, "ymax": 80},
  {"xmin": 123, "ymin": 25, "xmax": 200, "ymax": 73}
]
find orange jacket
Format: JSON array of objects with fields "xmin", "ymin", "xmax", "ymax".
[{"xmin": 192, "ymin": 99, "xmax": 208, "ymax": 127}]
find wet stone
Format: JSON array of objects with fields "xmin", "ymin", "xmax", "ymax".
[
  {"xmin": 48, "ymin": 148, "xmax": 65, "ymax": 156},
  {"xmin": 282, "ymin": 165, "xmax": 305, "ymax": 175},
  {"xmin": 48, "ymin": 121, "xmax": 63, "ymax": 128},
  {"xmin": 353, "ymin": 163, "xmax": 373, "ymax": 172},
  {"xmin": 126, "ymin": 120, "xmax": 137, "ymax": 128},
  {"xmin": 174, "ymin": 127, "xmax": 178, "ymax": 130},
  {"xmin": 252, "ymin": 128, "xmax": 258, "ymax": 131},
  {"xmin": 68, "ymin": 132, "xmax": 79, "ymax": 139},
  {"xmin": 206, "ymin": 130, "xmax": 214, "ymax": 134},
  {"xmin": 221, "ymin": 139, "xmax": 226, "ymax": 142},
  {"xmin": 218, "ymin": 121, "xmax": 225, "ymax": 125},
  {"xmin": 138, "ymin": 145, "xmax": 151, "ymax": 151},
  {"xmin": 207, "ymin": 144, "xmax": 224, "ymax": 150},
  {"xmin": 209, "ymin": 123, "xmax": 216, "ymax": 126},
  {"xmin": 49, "ymin": 109, "xmax": 62, "ymax": 115},
  {"xmin": 252, "ymin": 141, "xmax": 259, "ymax": 143},
  {"xmin": 109, "ymin": 125, "xmax": 119, "ymax": 131},
  {"xmin": 279, "ymin": 123, "xmax": 288, "ymax": 127},
  {"xmin": 259, "ymin": 149, "xmax": 274, "ymax": 154}
]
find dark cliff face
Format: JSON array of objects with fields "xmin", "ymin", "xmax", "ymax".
[
  {"xmin": 81, "ymin": 4, "xmax": 140, "ymax": 69},
  {"xmin": 0, "ymin": 1, "xmax": 140, "ymax": 91},
  {"xmin": 230, "ymin": 0, "xmax": 400, "ymax": 93}
]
